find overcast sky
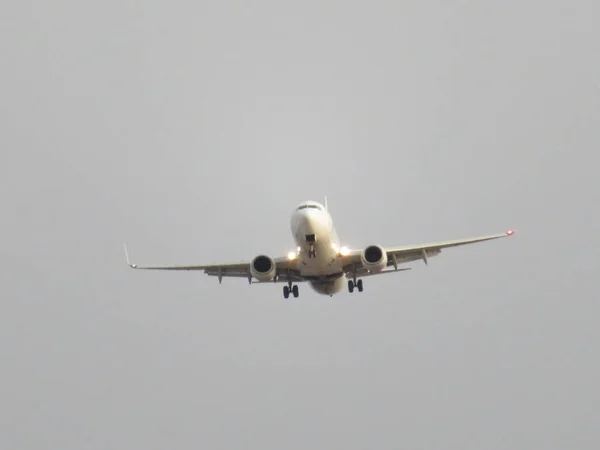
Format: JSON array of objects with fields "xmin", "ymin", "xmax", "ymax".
[{"xmin": 2, "ymin": 0, "xmax": 599, "ymax": 449}]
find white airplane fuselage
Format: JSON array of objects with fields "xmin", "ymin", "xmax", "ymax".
[{"xmin": 289, "ymin": 201, "xmax": 346, "ymax": 295}]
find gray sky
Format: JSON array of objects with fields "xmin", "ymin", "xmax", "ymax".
[{"xmin": 2, "ymin": 0, "xmax": 599, "ymax": 448}]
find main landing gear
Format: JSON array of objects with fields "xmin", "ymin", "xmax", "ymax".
[
  {"xmin": 308, "ymin": 244, "xmax": 316, "ymax": 258},
  {"xmin": 283, "ymin": 283, "xmax": 299, "ymax": 299},
  {"xmin": 348, "ymin": 279, "xmax": 363, "ymax": 293}
]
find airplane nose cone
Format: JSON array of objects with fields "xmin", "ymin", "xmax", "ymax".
[
  {"xmin": 298, "ymin": 213, "xmax": 313, "ymax": 232},
  {"xmin": 292, "ymin": 210, "xmax": 317, "ymax": 235}
]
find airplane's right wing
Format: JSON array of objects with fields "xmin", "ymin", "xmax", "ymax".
[{"xmin": 123, "ymin": 244, "xmax": 301, "ymax": 283}]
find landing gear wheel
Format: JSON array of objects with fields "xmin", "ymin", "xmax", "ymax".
[
  {"xmin": 292, "ymin": 285, "xmax": 299, "ymax": 298},
  {"xmin": 348, "ymin": 279, "xmax": 363, "ymax": 293},
  {"xmin": 283, "ymin": 286, "xmax": 290, "ymax": 299},
  {"xmin": 308, "ymin": 245, "xmax": 316, "ymax": 258}
]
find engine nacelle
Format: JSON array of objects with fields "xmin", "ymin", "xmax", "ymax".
[
  {"xmin": 361, "ymin": 245, "xmax": 388, "ymax": 273},
  {"xmin": 250, "ymin": 255, "xmax": 277, "ymax": 282}
]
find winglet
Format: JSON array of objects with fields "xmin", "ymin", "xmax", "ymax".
[{"xmin": 123, "ymin": 243, "xmax": 137, "ymax": 268}]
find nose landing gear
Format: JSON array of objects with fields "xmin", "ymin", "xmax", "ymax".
[{"xmin": 305, "ymin": 234, "xmax": 316, "ymax": 258}]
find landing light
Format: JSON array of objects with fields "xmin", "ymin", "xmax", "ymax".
[
  {"xmin": 287, "ymin": 251, "xmax": 297, "ymax": 260},
  {"xmin": 340, "ymin": 246, "xmax": 350, "ymax": 256}
]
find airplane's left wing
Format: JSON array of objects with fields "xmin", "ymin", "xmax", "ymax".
[
  {"xmin": 340, "ymin": 230, "xmax": 514, "ymax": 277},
  {"xmin": 123, "ymin": 244, "xmax": 299, "ymax": 283}
]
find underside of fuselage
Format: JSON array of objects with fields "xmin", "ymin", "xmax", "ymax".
[{"xmin": 309, "ymin": 276, "xmax": 346, "ymax": 295}]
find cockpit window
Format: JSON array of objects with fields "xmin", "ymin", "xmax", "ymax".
[{"xmin": 296, "ymin": 204, "xmax": 322, "ymax": 211}]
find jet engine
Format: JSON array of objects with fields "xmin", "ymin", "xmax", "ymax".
[
  {"xmin": 361, "ymin": 245, "xmax": 388, "ymax": 273},
  {"xmin": 250, "ymin": 255, "xmax": 277, "ymax": 282}
]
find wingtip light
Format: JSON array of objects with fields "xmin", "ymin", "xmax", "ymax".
[{"xmin": 506, "ymin": 230, "xmax": 514, "ymax": 236}]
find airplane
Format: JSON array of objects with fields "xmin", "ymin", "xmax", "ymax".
[{"xmin": 124, "ymin": 198, "xmax": 514, "ymax": 298}]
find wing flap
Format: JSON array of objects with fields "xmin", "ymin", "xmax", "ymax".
[{"xmin": 344, "ymin": 267, "xmax": 412, "ymax": 278}]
